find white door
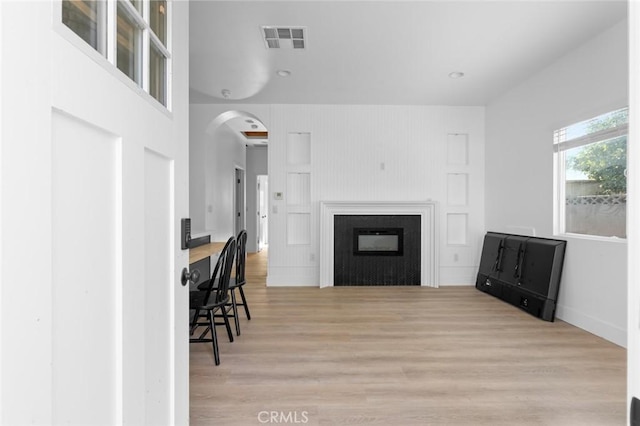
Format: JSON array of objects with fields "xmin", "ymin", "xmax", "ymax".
[
  {"xmin": 257, "ymin": 175, "xmax": 269, "ymax": 251},
  {"xmin": 629, "ymin": 1, "xmax": 640, "ymax": 421},
  {"xmin": 235, "ymin": 167, "xmax": 246, "ymax": 236},
  {"xmin": 0, "ymin": 1, "xmax": 190, "ymax": 425}
]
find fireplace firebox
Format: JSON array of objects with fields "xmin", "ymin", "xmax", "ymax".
[{"xmin": 353, "ymin": 228, "xmax": 403, "ymax": 256}]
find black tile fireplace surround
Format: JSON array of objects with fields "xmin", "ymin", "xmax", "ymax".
[{"xmin": 334, "ymin": 215, "xmax": 421, "ymax": 286}]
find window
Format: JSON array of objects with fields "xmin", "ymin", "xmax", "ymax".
[
  {"xmin": 128, "ymin": 0, "xmax": 142, "ymax": 13},
  {"xmin": 150, "ymin": 0, "xmax": 167, "ymax": 46},
  {"xmin": 554, "ymin": 108, "xmax": 628, "ymax": 239},
  {"xmin": 149, "ymin": 43, "xmax": 167, "ymax": 106},
  {"xmin": 116, "ymin": 2, "xmax": 142, "ymax": 84},
  {"xmin": 148, "ymin": 0, "xmax": 169, "ymax": 105},
  {"xmin": 61, "ymin": 0, "xmax": 171, "ymax": 108},
  {"xmin": 62, "ymin": 0, "xmax": 106, "ymax": 53}
]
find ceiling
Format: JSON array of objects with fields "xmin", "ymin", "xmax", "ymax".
[{"xmin": 189, "ymin": 1, "xmax": 627, "ymax": 143}]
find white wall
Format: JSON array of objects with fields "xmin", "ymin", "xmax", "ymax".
[
  {"xmin": 267, "ymin": 105, "xmax": 485, "ymax": 286},
  {"xmin": 486, "ymin": 20, "xmax": 628, "ymax": 346},
  {"xmin": 246, "ymin": 146, "xmax": 268, "ymax": 253}
]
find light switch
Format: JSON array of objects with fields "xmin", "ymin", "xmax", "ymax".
[{"xmin": 274, "ymin": 192, "xmax": 284, "ymax": 200}]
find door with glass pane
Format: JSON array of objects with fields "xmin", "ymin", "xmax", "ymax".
[{"xmin": 0, "ymin": 1, "xmax": 189, "ymax": 424}]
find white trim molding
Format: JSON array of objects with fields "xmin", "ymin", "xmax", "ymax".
[{"xmin": 319, "ymin": 201, "xmax": 438, "ymax": 288}]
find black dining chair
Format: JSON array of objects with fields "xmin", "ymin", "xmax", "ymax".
[
  {"xmin": 199, "ymin": 230, "xmax": 251, "ymax": 336},
  {"xmin": 228, "ymin": 229, "xmax": 251, "ymax": 335},
  {"xmin": 189, "ymin": 236, "xmax": 236, "ymax": 365}
]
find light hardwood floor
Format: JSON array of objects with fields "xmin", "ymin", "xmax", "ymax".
[{"xmin": 190, "ymin": 250, "xmax": 626, "ymax": 425}]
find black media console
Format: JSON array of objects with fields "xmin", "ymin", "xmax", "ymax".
[{"xmin": 475, "ymin": 232, "xmax": 566, "ymax": 322}]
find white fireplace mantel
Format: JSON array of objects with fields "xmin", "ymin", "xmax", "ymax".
[{"xmin": 319, "ymin": 201, "xmax": 439, "ymax": 288}]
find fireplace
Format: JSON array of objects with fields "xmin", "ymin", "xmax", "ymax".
[
  {"xmin": 335, "ymin": 215, "xmax": 420, "ymax": 285},
  {"xmin": 319, "ymin": 201, "xmax": 438, "ymax": 288}
]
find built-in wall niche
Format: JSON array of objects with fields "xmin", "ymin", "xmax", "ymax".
[
  {"xmin": 447, "ymin": 173, "xmax": 468, "ymax": 206},
  {"xmin": 287, "ymin": 132, "xmax": 311, "ymax": 165},
  {"xmin": 447, "ymin": 213, "xmax": 468, "ymax": 245},
  {"xmin": 445, "ymin": 133, "xmax": 469, "ymax": 247},
  {"xmin": 287, "ymin": 213, "xmax": 311, "ymax": 245},
  {"xmin": 285, "ymin": 132, "xmax": 312, "ymax": 247},
  {"xmin": 447, "ymin": 133, "xmax": 468, "ymax": 165},
  {"xmin": 287, "ymin": 173, "xmax": 310, "ymax": 205}
]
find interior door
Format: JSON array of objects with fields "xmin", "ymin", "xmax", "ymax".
[
  {"xmin": 235, "ymin": 167, "xmax": 246, "ymax": 236},
  {"xmin": 0, "ymin": 2, "xmax": 190, "ymax": 424},
  {"xmin": 257, "ymin": 175, "xmax": 269, "ymax": 251}
]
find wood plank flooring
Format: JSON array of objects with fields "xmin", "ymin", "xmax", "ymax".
[{"xmin": 190, "ymin": 249, "xmax": 626, "ymax": 425}]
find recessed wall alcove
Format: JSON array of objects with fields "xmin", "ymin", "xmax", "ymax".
[{"xmin": 319, "ymin": 201, "xmax": 438, "ymax": 288}]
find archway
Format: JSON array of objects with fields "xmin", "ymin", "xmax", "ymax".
[{"xmin": 196, "ymin": 110, "xmax": 269, "ymax": 255}]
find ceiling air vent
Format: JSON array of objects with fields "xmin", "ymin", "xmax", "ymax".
[{"xmin": 262, "ymin": 26, "xmax": 306, "ymax": 49}]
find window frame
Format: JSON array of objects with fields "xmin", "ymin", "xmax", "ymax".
[
  {"xmin": 56, "ymin": 0, "xmax": 172, "ymax": 111},
  {"xmin": 553, "ymin": 107, "xmax": 628, "ymax": 241}
]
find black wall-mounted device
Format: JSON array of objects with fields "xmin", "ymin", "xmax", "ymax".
[
  {"xmin": 181, "ymin": 218, "xmax": 191, "ymax": 250},
  {"xmin": 475, "ymin": 232, "xmax": 566, "ymax": 321}
]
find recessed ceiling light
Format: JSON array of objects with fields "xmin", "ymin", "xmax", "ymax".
[
  {"xmin": 221, "ymin": 89, "xmax": 231, "ymax": 98},
  {"xmin": 277, "ymin": 69, "xmax": 291, "ymax": 77},
  {"xmin": 251, "ymin": 124, "xmax": 259, "ymax": 129},
  {"xmin": 448, "ymin": 71, "xmax": 465, "ymax": 79},
  {"xmin": 245, "ymin": 119, "xmax": 254, "ymax": 124}
]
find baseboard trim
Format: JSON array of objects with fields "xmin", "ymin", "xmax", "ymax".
[
  {"xmin": 556, "ymin": 304, "xmax": 626, "ymax": 347},
  {"xmin": 266, "ymin": 267, "xmax": 318, "ymax": 287}
]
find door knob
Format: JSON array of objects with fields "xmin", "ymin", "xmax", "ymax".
[{"xmin": 181, "ymin": 268, "xmax": 201, "ymax": 286}]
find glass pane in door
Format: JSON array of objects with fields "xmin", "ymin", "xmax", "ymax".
[{"xmin": 116, "ymin": 2, "xmax": 141, "ymax": 85}]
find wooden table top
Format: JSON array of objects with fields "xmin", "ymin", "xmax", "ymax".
[{"xmin": 189, "ymin": 241, "xmax": 226, "ymax": 264}]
